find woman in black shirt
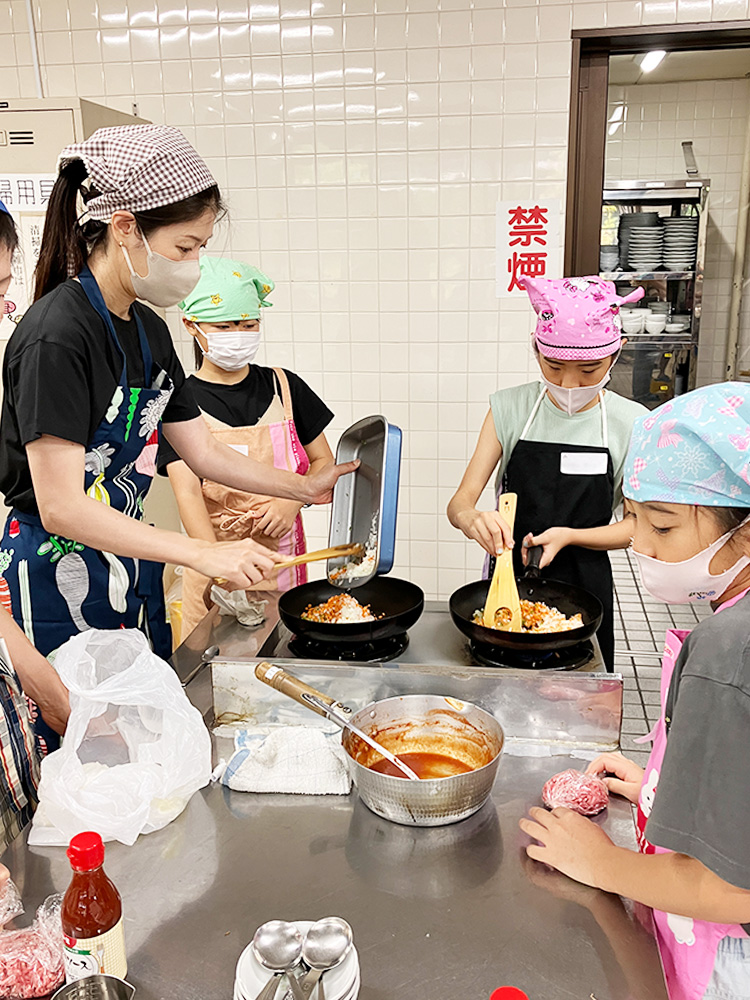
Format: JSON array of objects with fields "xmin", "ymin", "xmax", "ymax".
[{"xmin": 0, "ymin": 125, "xmax": 353, "ymax": 750}]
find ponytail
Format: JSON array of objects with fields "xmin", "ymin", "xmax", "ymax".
[{"xmin": 33, "ymin": 160, "xmax": 107, "ymax": 301}]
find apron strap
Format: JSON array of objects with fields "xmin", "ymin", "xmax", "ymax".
[
  {"xmin": 600, "ymin": 390, "xmax": 609, "ymax": 449},
  {"xmin": 272, "ymin": 367, "xmax": 294, "ymax": 423},
  {"xmin": 77, "ymin": 265, "xmax": 154, "ymax": 387},
  {"xmin": 521, "ymin": 383, "xmax": 609, "ymax": 447},
  {"xmin": 664, "ymin": 643, "xmax": 689, "ymax": 735},
  {"xmin": 520, "ymin": 384, "xmax": 547, "ymax": 439}
]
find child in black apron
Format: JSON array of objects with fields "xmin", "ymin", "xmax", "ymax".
[{"xmin": 448, "ymin": 275, "xmax": 648, "ymax": 669}]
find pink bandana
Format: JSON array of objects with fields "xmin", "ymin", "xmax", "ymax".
[{"xmin": 521, "ymin": 275, "xmax": 644, "ymax": 361}]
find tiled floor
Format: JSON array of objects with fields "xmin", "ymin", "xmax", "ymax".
[{"xmin": 612, "ymin": 548, "xmax": 709, "ymax": 768}]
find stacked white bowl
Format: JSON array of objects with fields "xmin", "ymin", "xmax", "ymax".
[
  {"xmin": 662, "ymin": 217, "xmax": 699, "ymax": 271},
  {"xmin": 235, "ymin": 922, "xmax": 361, "ymax": 1000},
  {"xmin": 626, "ymin": 225, "xmax": 664, "ymax": 271},
  {"xmin": 600, "ymin": 244, "xmax": 620, "ymax": 273},
  {"xmin": 618, "ymin": 212, "xmax": 660, "ymax": 270},
  {"xmin": 620, "ymin": 307, "xmax": 646, "ymax": 335}
]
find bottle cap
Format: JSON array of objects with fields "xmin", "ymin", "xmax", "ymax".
[
  {"xmin": 67, "ymin": 831, "xmax": 105, "ymax": 871},
  {"xmin": 490, "ymin": 990, "xmax": 530, "ymax": 1000}
]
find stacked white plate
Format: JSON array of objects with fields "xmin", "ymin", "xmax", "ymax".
[
  {"xmin": 626, "ymin": 225, "xmax": 664, "ymax": 271},
  {"xmin": 662, "ymin": 217, "xmax": 698, "ymax": 270},
  {"xmin": 235, "ymin": 922, "xmax": 360, "ymax": 1000},
  {"xmin": 618, "ymin": 212, "xmax": 660, "ymax": 270}
]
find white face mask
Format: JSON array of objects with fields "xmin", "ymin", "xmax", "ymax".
[
  {"xmin": 541, "ymin": 367, "xmax": 612, "ymax": 415},
  {"xmin": 632, "ymin": 516, "xmax": 750, "ymax": 604},
  {"xmin": 197, "ymin": 325, "xmax": 261, "ymax": 371},
  {"xmin": 120, "ymin": 233, "xmax": 201, "ymax": 308}
]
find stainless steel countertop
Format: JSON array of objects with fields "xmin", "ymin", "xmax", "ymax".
[
  {"xmin": 1, "ymin": 602, "xmax": 667, "ymax": 1000},
  {"xmin": 2, "ymin": 752, "xmax": 666, "ymax": 1000}
]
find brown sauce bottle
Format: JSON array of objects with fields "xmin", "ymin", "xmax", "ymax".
[{"xmin": 61, "ymin": 831, "xmax": 128, "ymax": 983}]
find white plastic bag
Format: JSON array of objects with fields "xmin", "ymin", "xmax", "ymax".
[
  {"xmin": 29, "ymin": 629, "xmax": 212, "ymax": 847},
  {"xmin": 209, "ymin": 586, "xmax": 267, "ymax": 627}
]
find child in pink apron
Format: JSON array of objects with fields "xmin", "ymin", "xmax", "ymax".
[
  {"xmin": 520, "ymin": 382, "xmax": 750, "ymax": 1000},
  {"xmin": 158, "ymin": 257, "xmax": 334, "ymax": 639}
]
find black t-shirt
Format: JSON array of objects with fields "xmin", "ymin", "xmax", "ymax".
[
  {"xmin": 647, "ymin": 592, "xmax": 750, "ymax": 893},
  {"xmin": 0, "ymin": 279, "xmax": 199, "ymax": 515},
  {"xmin": 157, "ymin": 367, "xmax": 333, "ymax": 472}
]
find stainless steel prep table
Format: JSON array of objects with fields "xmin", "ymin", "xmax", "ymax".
[{"xmin": 2, "ymin": 600, "xmax": 667, "ymax": 1000}]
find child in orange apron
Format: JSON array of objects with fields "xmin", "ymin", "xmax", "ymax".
[
  {"xmin": 519, "ymin": 382, "xmax": 750, "ymax": 1000},
  {"xmin": 158, "ymin": 257, "xmax": 334, "ymax": 637}
]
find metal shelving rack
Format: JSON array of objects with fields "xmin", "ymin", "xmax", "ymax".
[{"xmin": 600, "ymin": 178, "xmax": 710, "ymax": 409}]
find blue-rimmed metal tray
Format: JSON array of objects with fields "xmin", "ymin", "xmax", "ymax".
[{"xmin": 327, "ymin": 415, "xmax": 402, "ymax": 588}]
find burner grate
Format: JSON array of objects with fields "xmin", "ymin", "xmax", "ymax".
[
  {"xmin": 287, "ymin": 632, "xmax": 409, "ymax": 663},
  {"xmin": 469, "ymin": 640, "xmax": 595, "ymax": 671}
]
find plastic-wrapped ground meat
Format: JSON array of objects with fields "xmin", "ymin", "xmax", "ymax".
[
  {"xmin": 542, "ymin": 769, "xmax": 609, "ymax": 816},
  {"xmin": 0, "ymin": 894, "xmax": 65, "ymax": 999}
]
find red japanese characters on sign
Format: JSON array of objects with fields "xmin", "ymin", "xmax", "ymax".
[{"xmin": 496, "ymin": 199, "xmax": 561, "ymax": 299}]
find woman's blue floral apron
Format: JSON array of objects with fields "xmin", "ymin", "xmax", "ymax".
[{"xmin": 0, "ymin": 267, "xmax": 173, "ymax": 751}]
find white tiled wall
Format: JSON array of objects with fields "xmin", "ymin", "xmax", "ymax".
[
  {"xmin": 606, "ymin": 79, "xmax": 750, "ymax": 386},
  {"xmin": 2, "ymin": 0, "xmax": 750, "ymax": 599}
]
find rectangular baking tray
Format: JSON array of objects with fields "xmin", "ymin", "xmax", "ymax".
[{"xmin": 327, "ymin": 415, "xmax": 402, "ymax": 588}]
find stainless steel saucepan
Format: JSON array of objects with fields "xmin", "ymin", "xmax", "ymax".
[{"xmin": 255, "ymin": 663, "xmax": 504, "ymax": 827}]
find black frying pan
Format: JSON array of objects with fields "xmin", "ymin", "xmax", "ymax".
[
  {"xmin": 278, "ymin": 577, "xmax": 424, "ymax": 644},
  {"xmin": 449, "ymin": 547, "xmax": 603, "ymax": 653}
]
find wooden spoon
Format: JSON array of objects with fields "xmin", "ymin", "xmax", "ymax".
[
  {"xmin": 482, "ymin": 492, "xmax": 522, "ymax": 632},
  {"xmin": 213, "ymin": 543, "xmax": 365, "ymax": 587}
]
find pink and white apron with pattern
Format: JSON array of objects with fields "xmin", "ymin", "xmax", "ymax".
[{"xmin": 635, "ymin": 588, "xmax": 750, "ymax": 1000}]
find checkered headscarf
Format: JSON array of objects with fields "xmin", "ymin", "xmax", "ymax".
[{"xmin": 58, "ymin": 124, "xmax": 217, "ymax": 222}]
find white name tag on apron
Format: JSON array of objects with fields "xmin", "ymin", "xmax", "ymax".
[
  {"xmin": 228, "ymin": 444, "xmax": 249, "ymax": 456},
  {"xmin": 560, "ymin": 451, "xmax": 608, "ymax": 476}
]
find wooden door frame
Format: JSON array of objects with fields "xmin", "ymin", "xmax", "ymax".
[{"xmin": 564, "ymin": 20, "xmax": 750, "ymax": 276}]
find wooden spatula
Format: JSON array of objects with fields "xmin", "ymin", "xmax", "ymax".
[
  {"xmin": 275, "ymin": 542, "xmax": 365, "ymax": 571},
  {"xmin": 482, "ymin": 492, "xmax": 522, "ymax": 631},
  {"xmin": 213, "ymin": 543, "xmax": 365, "ymax": 587}
]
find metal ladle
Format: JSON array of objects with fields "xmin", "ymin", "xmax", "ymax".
[
  {"xmin": 300, "ymin": 917, "xmax": 354, "ymax": 1000},
  {"xmin": 255, "ymin": 663, "xmax": 419, "ymax": 780},
  {"xmin": 252, "ymin": 920, "xmax": 305, "ymax": 1000}
]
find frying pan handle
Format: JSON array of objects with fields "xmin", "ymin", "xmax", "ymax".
[
  {"xmin": 254, "ymin": 662, "xmax": 342, "ymax": 719},
  {"xmin": 524, "ymin": 545, "xmax": 543, "ymax": 578}
]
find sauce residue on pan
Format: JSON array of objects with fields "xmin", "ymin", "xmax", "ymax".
[
  {"xmin": 369, "ymin": 752, "xmax": 474, "ymax": 780},
  {"xmin": 345, "ymin": 706, "xmax": 501, "ymax": 780}
]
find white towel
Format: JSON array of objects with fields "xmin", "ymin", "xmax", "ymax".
[{"xmin": 220, "ymin": 726, "xmax": 352, "ymax": 795}]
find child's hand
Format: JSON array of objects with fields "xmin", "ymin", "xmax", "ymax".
[
  {"xmin": 457, "ymin": 509, "xmax": 514, "ymax": 555},
  {"xmin": 522, "ymin": 527, "xmax": 574, "ymax": 568},
  {"xmin": 251, "ymin": 498, "xmax": 304, "ymax": 540},
  {"xmin": 519, "ymin": 806, "xmax": 618, "ymax": 889},
  {"xmin": 587, "ymin": 752, "xmax": 644, "ymax": 804}
]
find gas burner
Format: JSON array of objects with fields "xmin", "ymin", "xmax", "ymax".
[
  {"xmin": 469, "ymin": 640, "xmax": 595, "ymax": 671},
  {"xmin": 288, "ymin": 633, "xmax": 409, "ymax": 663}
]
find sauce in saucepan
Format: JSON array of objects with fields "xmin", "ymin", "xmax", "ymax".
[{"xmin": 369, "ymin": 752, "xmax": 474, "ymax": 780}]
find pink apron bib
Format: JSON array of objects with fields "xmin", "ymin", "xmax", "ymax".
[
  {"xmin": 180, "ymin": 368, "xmax": 310, "ymax": 638},
  {"xmin": 635, "ymin": 590, "xmax": 750, "ymax": 1000}
]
